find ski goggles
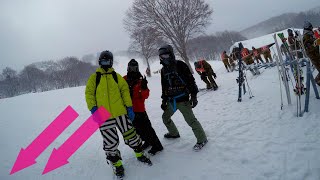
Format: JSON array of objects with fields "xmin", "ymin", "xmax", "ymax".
[
  {"xmin": 160, "ymin": 54, "xmax": 170, "ymax": 59},
  {"xmin": 99, "ymin": 59, "xmax": 112, "ymax": 66},
  {"xmin": 127, "ymin": 66, "xmax": 139, "ymax": 72}
]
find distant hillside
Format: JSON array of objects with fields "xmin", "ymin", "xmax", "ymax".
[{"xmin": 240, "ymin": 6, "xmax": 320, "ymax": 39}]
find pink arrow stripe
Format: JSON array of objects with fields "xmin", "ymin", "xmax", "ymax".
[
  {"xmin": 43, "ymin": 106, "xmax": 110, "ymax": 174},
  {"xmin": 10, "ymin": 105, "xmax": 79, "ymax": 175}
]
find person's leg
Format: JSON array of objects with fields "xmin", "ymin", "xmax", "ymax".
[
  {"xmin": 177, "ymin": 102, "xmax": 207, "ymax": 143},
  {"xmin": 308, "ymin": 52, "xmax": 320, "ymax": 86},
  {"xmin": 201, "ymin": 74, "xmax": 212, "ymax": 89},
  {"xmin": 268, "ymin": 53, "xmax": 273, "ymax": 63},
  {"xmin": 115, "ymin": 115, "xmax": 151, "ymax": 164},
  {"xmin": 226, "ymin": 61, "xmax": 231, "ymax": 70},
  {"xmin": 162, "ymin": 104, "xmax": 179, "ymax": 136},
  {"xmin": 207, "ymin": 74, "xmax": 218, "ymax": 89},
  {"xmin": 132, "ymin": 113, "xmax": 150, "ymax": 150},
  {"xmin": 99, "ymin": 119, "xmax": 124, "ymax": 175},
  {"xmin": 136, "ymin": 112, "xmax": 163, "ymax": 150},
  {"xmin": 223, "ymin": 61, "xmax": 230, "ymax": 72},
  {"xmin": 263, "ymin": 54, "xmax": 269, "ymax": 63}
]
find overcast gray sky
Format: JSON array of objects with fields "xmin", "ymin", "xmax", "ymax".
[{"xmin": 1, "ymin": 0, "xmax": 319, "ymax": 70}]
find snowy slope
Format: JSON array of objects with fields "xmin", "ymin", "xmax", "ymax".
[{"xmin": 1, "ymin": 53, "xmax": 320, "ymax": 179}]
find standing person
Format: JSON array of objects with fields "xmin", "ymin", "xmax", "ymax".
[
  {"xmin": 229, "ymin": 52, "xmax": 237, "ymax": 71},
  {"xmin": 85, "ymin": 50, "xmax": 152, "ymax": 178},
  {"xmin": 287, "ymin": 29, "xmax": 303, "ymax": 59},
  {"xmin": 241, "ymin": 47, "xmax": 254, "ymax": 65},
  {"xmin": 280, "ymin": 44, "xmax": 290, "ymax": 60},
  {"xmin": 124, "ymin": 59, "xmax": 163, "ymax": 155},
  {"xmin": 158, "ymin": 45, "xmax": 208, "ymax": 151},
  {"xmin": 261, "ymin": 45, "xmax": 273, "ymax": 63},
  {"xmin": 221, "ymin": 51, "xmax": 231, "ymax": 72},
  {"xmin": 303, "ymin": 21, "xmax": 320, "ymax": 86},
  {"xmin": 240, "ymin": 45, "xmax": 260, "ymax": 75},
  {"xmin": 194, "ymin": 59, "xmax": 218, "ymax": 90},
  {"xmin": 252, "ymin": 46, "xmax": 264, "ymax": 64},
  {"xmin": 146, "ymin": 67, "xmax": 151, "ymax": 77}
]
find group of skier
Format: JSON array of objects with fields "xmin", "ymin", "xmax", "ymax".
[
  {"xmin": 85, "ymin": 45, "xmax": 208, "ymax": 178},
  {"xmin": 220, "ymin": 43, "xmax": 274, "ymax": 76},
  {"xmin": 278, "ymin": 21, "xmax": 320, "ymax": 91}
]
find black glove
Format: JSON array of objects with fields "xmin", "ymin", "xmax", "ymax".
[
  {"xmin": 141, "ymin": 76, "xmax": 148, "ymax": 90},
  {"xmin": 190, "ymin": 95, "xmax": 198, "ymax": 108},
  {"xmin": 161, "ymin": 100, "xmax": 167, "ymax": 111},
  {"xmin": 213, "ymin": 72, "xmax": 217, "ymax": 79}
]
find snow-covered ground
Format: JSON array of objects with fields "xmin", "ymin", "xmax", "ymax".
[
  {"xmin": 1, "ymin": 55, "xmax": 320, "ymax": 180},
  {"xmin": 2, "ymin": 28, "xmax": 320, "ymax": 180}
]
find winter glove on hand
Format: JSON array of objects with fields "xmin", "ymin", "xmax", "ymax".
[
  {"xmin": 127, "ymin": 107, "xmax": 135, "ymax": 121},
  {"xmin": 90, "ymin": 106, "xmax": 98, "ymax": 114},
  {"xmin": 141, "ymin": 76, "xmax": 148, "ymax": 90},
  {"xmin": 190, "ymin": 95, "xmax": 198, "ymax": 108},
  {"xmin": 213, "ymin": 72, "xmax": 217, "ymax": 79},
  {"xmin": 161, "ymin": 100, "xmax": 167, "ymax": 111}
]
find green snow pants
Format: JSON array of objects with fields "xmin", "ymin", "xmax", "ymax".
[{"xmin": 162, "ymin": 101, "xmax": 207, "ymax": 143}]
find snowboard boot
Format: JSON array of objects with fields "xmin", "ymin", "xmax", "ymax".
[
  {"xmin": 212, "ymin": 82, "xmax": 218, "ymax": 91},
  {"xmin": 148, "ymin": 145, "xmax": 164, "ymax": 156},
  {"xmin": 164, "ymin": 133, "xmax": 180, "ymax": 139},
  {"xmin": 206, "ymin": 83, "xmax": 213, "ymax": 89},
  {"xmin": 135, "ymin": 152, "xmax": 152, "ymax": 166},
  {"xmin": 112, "ymin": 160, "xmax": 125, "ymax": 178},
  {"xmin": 193, "ymin": 140, "xmax": 208, "ymax": 151}
]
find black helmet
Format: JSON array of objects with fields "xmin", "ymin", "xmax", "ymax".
[
  {"xmin": 98, "ymin": 50, "xmax": 113, "ymax": 68},
  {"xmin": 303, "ymin": 21, "xmax": 313, "ymax": 31},
  {"xmin": 158, "ymin": 44, "xmax": 176, "ymax": 65},
  {"xmin": 127, "ymin": 59, "xmax": 139, "ymax": 72},
  {"xmin": 287, "ymin": 29, "xmax": 293, "ymax": 36},
  {"xmin": 252, "ymin": 46, "xmax": 255, "ymax": 49},
  {"xmin": 238, "ymin": 42, "xmax": 244, "ymax": 50}
]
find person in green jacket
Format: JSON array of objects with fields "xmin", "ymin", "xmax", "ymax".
[{"xmin": 85, "ymin": 50, "xmax": 151, "ymax": 178}]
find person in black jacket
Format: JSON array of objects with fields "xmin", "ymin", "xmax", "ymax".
[{"xmin": 159, "ymin": 45, "xmax": 208, "ymax": 151}]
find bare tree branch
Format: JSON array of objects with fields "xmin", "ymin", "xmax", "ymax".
[{"xmin": 124, "ymin": 0, "xmax": 213, "ymax": 72}]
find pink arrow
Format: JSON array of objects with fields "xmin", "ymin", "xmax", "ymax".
[
  {"xmin": 43, "ymin": 106, "xmax": 110, "ymax": 174},
  {"xmin": 10, "ymin": 106, "xmax": 79, "ymax": 175}
]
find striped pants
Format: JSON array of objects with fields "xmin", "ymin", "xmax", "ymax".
[{"xmin": 99, "ymin": 114, "xmax": 142, "ymax": 157}]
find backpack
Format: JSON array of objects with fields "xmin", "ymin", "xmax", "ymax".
[
  {"xmin": 162, "ymin": 68, "xmax": 187, "ymax": 98},
  {"xmin": 195, "ymin": 60, "xmax": 205, "ymax": 73},
  {"xmin": 94, "ymin": 71, "xmax": 118, "ymax": 96}
]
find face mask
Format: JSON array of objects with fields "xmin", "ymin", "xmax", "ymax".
[
  {"xmin": 127, "ymin": 66, "xmax": 139, "ymax": 72},
  {"xmin": 160, "ymin": 54, "xmax": 171, "ymax": 65}
]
